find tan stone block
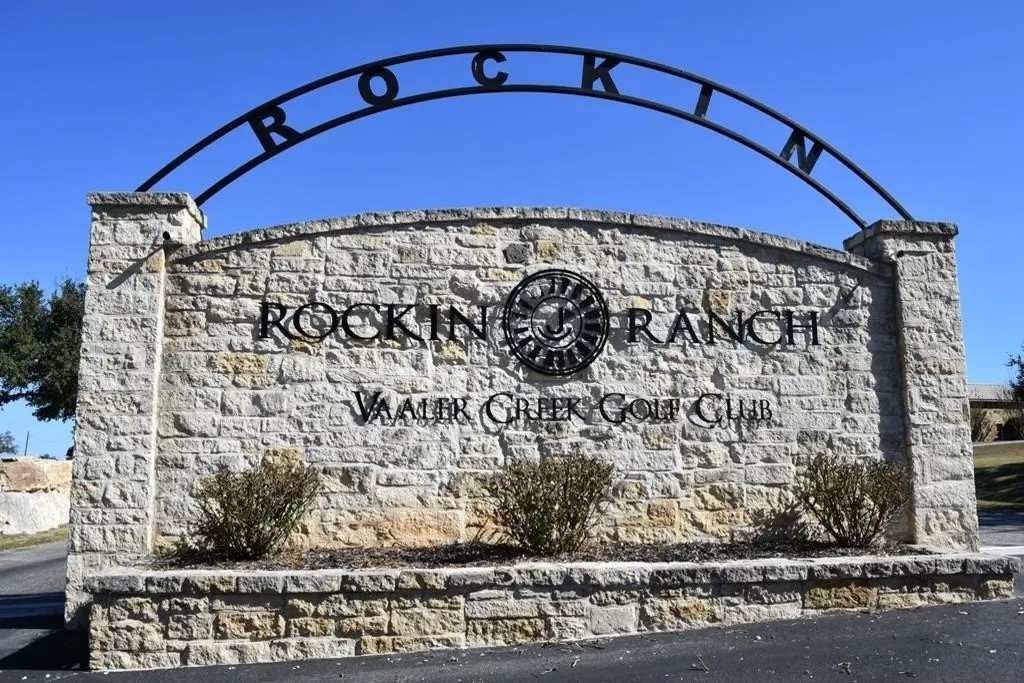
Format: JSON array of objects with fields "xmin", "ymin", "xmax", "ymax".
[
  {"xmin": 185, "ymin": 641, "xmax": 273, "ymax": 666},
  {"xmin": 435, "ymin": 340, "xmax": 466, "ymax": 361},
  {"xmin": 877, "ymin": 592, "xmax": 926, "ymax": 609},
  {"xmin": 108, "ymin": 597, "xmax": 157, "ymax": 622},
  {"xmin": 270, "ymin": 637, "xmax": 356, "ymax": 662},
  {"xmin": 704, "ymin": 289, "xmax": 731, "ymax": 310},
  {"xmin": 167, "ymin": 614, "xmax": 213, "ymax": 640},
  {"xmin": 210, "ymin": 352, "xmax": 268, "ymax": 374},
  {"xmin": 374, "ymin": 509, "xmax": 464, "ymax": 546},
  {"xmin": 94, "ymin": 651, "xmax": 181, "ymax": 671},
  {"xmin": 262, "ymin": 446, "xmax": 304, "ymax": 467},
  {"xmin": 390, "ymin": 608, "xmax": 464, "ymax": 636},
  {"xmin": 723, "ymin": 602, "xmax": 802, "ymax": 624},
  {"xmin": 164, "ymin": 311, "xmax": 207, "ymax": 336},
  {"xmin": 93, "ymin": 621, "xmax": 165, "ymax": 653},
  {"xmin": 359, "ymin": 635, "xmax": 465, "ymax": 655},
  {"xmin": 286, "ymin": 597, "xmax": 318, "ymax": 618},
  {"xmin": 979, "ymin": 578, "xmax": 1014, "ymax": 599},
  {"xmin": 288, "ymin": 617, "xmax": 335, "ymax": 637},
  {"xmin": 805, "ymin": 581, "xmax": 878, "ymax": 610},
  {"xmin": 316, "ymin": 596, "xmax": 388, "ymax": 618},
  {"xmin": 288, "ymin": 338, "xmax": 321, "ymax": 355},
  {"xmin": 646, "ymin": 500, "xmax": 678, "ymax": 527},
  {"xmin": 336, "ymin": 615, "xmax": 389, "ymax": 636},
  {"xmin": 548, "ymin": 616, "xmax": 589, "ymax": 641},
  {"xmin": 273, "ymin": 242, "xmax": 309, "ymax": 257},
  {"xmin": 477, "ymin": 267, "xmax": 521, "ymax": 280},
  {"xmin": 466, "ymin": 618, "xmax": 546, "ymax": 646},
  {"xmin": 214, "ymin": 612, "xmax": 285, "ymax": 640},
  {"xmin": 640, "ymin": 596, "xmax": 719, "ymax": 630},
  {"xmin": 536, "ymin": 240, "xmax": 560, "ymax": 260}
]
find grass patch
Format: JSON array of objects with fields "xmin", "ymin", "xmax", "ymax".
[
  {"xmin": 0, "ymin": 524, "xmax": 67, "ymax": 551},
  {"xmin": 974, "ymin": 441, "xmax": 1024, "ymax": 508}
]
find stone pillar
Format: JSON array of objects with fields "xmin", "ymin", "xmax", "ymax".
[
  {"xmin": 844, "ymin": 220, "xmax": 978, "ymax": 550},
  {"xmin": 66, "ymin": 193, "xmax": 203, "ymax": 627}
]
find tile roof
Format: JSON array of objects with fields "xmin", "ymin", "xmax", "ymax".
[{"xmin": 969, "ymin": 383, "xmax": 1015, "ymax": 402}]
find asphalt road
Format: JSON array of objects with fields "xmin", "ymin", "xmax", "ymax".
[
  {"xmin": 0, "ymin": 541, "xmax": 67, "ymax": 669},
  {"xmin": 979, "ymin": 509, "xmax": 1024, "ymax": 551}
]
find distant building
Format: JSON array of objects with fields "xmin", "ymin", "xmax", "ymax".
[{"xmin": 969, "ymin": 383, "xmax": 1022, "ymax": 442}]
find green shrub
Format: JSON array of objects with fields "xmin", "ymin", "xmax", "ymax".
[
  {"xmin": 486, "ymin": 454, "xmax": 614, "ymax": 555},
  {"xmin": 178, "ymin": 458, "xmax": 321, "ymax": 561},
  {"xmin": 796, "ymin": 455, "xmax": 910, "ymax": 547}
]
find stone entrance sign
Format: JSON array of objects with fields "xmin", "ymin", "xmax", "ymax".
[
  {"xmin": 67, "ymin": 196, "xmax": 978, "ymax": 625},
  {"xmin": 66, "ymin": 49, "xmax": 992, "ymax": 666}
]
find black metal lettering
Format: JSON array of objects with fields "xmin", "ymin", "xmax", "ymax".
[
  {"xmin": 581, "ymin": 54, "xmax": 620, "ymax": 93},
  {"xmin": 626, "ymin": 308, "xmax": 662, "ymax": 343},
  {"xmin": 385, "ymin": 304, "xmax": 423, "ymax": 341},
  {"xmin": 452, "ymin": 398, "xmax": 470, "ymax": 422},
  {"xmin": 358, "ymin": 67, "xmax": 399, "ymax": 106},
  {"xmin": 694, "ymin": 84, "xmax": 713, "ymax": 118},
  {"xmin": 599, "ymin": 393, "xmax": 626, "ymax": 424},
  {"xmin": 341, "ymin": 303, "xmax": 380, "ymax": 340},
  {"xmin": 259, "ymin": 301, "xmax": 294, "ymax": 339},
  {"xmin": 707, "ymin": 310, "xmax": 745, "ymax": 345},
  {"xmin": 694, "ymin": 393, "xmax": 722, "ymax": 426},
  {"xmin": 780, "ymin": 130, "xmax": 824, "ymax": 174},
  {"xmin": 471, "ymin": 49, "xmax": 508, "ymax": 88},
  {"xmin": 785, "ymin": 310, "xmax": 821, "ymax": 345},
  {"xmin": 745, "ymin": 310, "xmax": 783, "ymax": 345},
  {"xmin": 353, "ymin": 391, "xmax": 386, "ymax": 423},
  {"xmin": 292, "ymin": 302, "xmax": 339, "ymax": 342},
  {"xmin": 484, "ymin": 393, "xmax": 513, "ymax": 423},
  {"xmin": 428, "ymin": 304, "xmax": 441, "ymax": 340},
  {"xmin": 666, "ymin": 311, "xmax": 702, "ymax": 344},
  {"xmin": 448, "ymin": 305, "xmax": 488, "ymax": 340},
  {"xmin": 248, "ymin": 105, "xmax": 300, "ymax": 153}
]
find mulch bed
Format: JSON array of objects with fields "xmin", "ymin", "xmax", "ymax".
[{"xmin": 156, "ymin": 539, "xmax": 927, "ymax": 571}]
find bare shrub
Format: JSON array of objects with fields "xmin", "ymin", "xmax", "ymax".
[
  {"xmin": 971, "ymin": 408, "xmax": 992, "ymax": 443},
  {"xmin": 796, "ymin": 455, "xmax": 911, "ymax": 547},
  {"xmin": 176, "ymin": 458, "xmax": 321, "ymax": 561},
  {"xmin": 485, "ymin": 454, "xmax": 614, "ymax": 555}
]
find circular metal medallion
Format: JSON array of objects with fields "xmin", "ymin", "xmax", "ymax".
[{"xmin": 502, "ymin": 269, "xmax": 609, "ymax": 376}]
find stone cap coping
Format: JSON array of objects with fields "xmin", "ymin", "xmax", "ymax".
[
  {"xmin": 843, "ymin": 219, "xmax": 959, "ymax": 252},
  {"xmin": 85, "ymin": 553, "xmax": 1019, "ymax": 596},
  {"xmin": 168, "ymin": 207, "xmax": 892, "ymax": 280},
  {"xmin": 87, "ymin": 192, "xmax": 205, "ymax": 228}
]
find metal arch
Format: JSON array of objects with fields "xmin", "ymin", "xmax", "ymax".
[{"xmin": 137, "ymin": 44, "xmax": 915, "ymax": 228}]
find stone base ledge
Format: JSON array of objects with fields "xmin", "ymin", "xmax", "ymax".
[{"xmin": 86, "ymin": 553, "xmax": 1019, "ymax": 671}]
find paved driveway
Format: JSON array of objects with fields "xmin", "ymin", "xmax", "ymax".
[
  {"xmin": 0, "ymin": 541, "xmax": 70, "ymax": 672},
  {"xmin": 979, "ymin": 509, "xmax": 1024, "ymax": 552}
]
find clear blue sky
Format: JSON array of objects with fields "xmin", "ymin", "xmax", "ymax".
[{"xmin": 1, "ymin": 1, "xmax": 1022, "ymax": 457}]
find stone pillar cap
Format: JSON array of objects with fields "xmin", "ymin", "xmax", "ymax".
[
  {"xmin": 844, "ymin": 219, "xmax": 958, "ymax": 251},
  {"xmin": 86, "ymin": 192, "xmax": 205, "ymax": 228}
]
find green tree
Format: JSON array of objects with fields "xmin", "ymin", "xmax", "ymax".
[
  {"xmin": 1010, "ymin": 347, "xmax": 1024, "ymax": 403},
  {"xmin": 0, "ymin": 279, "xmax": 84, "ymax": 421},
  {"xmin": 0, "ymin": 431, "xmax": 17, "ymax": 455}
]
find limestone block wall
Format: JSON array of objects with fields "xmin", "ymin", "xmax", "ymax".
[
  {"xmin": 85, "ymin": 553, "xmax": 1019, "ymax": 671},
  {"xmin": 152, "ymin": 209, "xmax": 902, "ymax": 550},
  {"xmin": 0, "ymin": 457, "xmax": 72, "ymax": 535},
  {"xmin": 68, "ymin": 194, "xmax": 980, "ymax": 625}
]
